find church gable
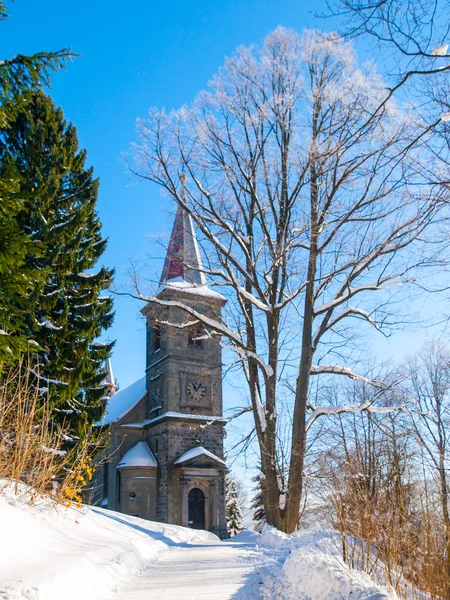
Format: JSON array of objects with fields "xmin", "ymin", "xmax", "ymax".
[{"xmin": 174, "ymin": 446, "xmax": 226, "ymax": 469}]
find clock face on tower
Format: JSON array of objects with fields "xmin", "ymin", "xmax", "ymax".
[{"xmin": 186, "ymin": 381, "xmax": 207, "ymax": 402}]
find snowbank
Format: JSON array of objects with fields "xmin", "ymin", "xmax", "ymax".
[
  {"xmin": 1, "ymin": 482, "xmax": 400, "ymax": 600},
  {"xmin": 274, "ymin": 545, "xmax": 396, "ymax": 600},
  {"xmin": 233, "ymin": 526, "xmax": 398, "ymax": 600},
  {"xmin": 0, "ymin": 484, "xmax": 217, "ymax": 600}
]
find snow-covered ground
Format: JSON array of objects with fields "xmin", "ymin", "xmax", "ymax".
[
  {"xmin": 0, "ymin": 484, "xmax": 215, "ymax": 600},
  {"xmin": 1, "ymin": 484, "xmax": 398, "ymax": 600},
  {"xmin": 234, "ymin": 528, "xmax": 398, "ymax": 600}
]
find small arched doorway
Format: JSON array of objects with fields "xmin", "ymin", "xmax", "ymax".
[{"xmin": 188, "ymin": 487, "xmax": 205, "ymax": 529}]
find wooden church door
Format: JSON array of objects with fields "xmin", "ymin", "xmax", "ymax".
[{"xmin": 188, "ymin": 488, "xmax": 205, "ymax": 529}]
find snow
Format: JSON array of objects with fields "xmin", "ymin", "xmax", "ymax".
[
  {"xmin": 114, "ymin": 539, "xmax": 263, "ymax": 599},
  {"xmin": 255, "ymin": 396, "xmax": 267, "ymax": 433},
  {"xmin": 121, "ymin": 412, "xmax": 228, "ymax": 428},
  {"xmin": 305, "ymin": 400, "xmax": 401, "ymax": 432},
  {"xmin": 144, "ymin": 411, "xmax": 227, "ymax": 425},
  {"xmin": 174, "ymin": 446, "xmax": 226, "ymax": 465},
  {"xmin": 156, "ymin": 279, "xmax": 226, "ymax": 302},
  {"xmin": 97, "ymin": 377, "xmax": 146, "ymax": 425},
  {"xmin": 312, "ymin": 307, "xmax": 379, "ymax": 347},
  {"xmin": 0, "ymin": 482, "xmax": 216, "ymax": 600},
  {"xmin": 271, "ymin": 541, "xmax": 396, "ymax": 599},
  {"xmin": 42, "ymin": 445, "xmax": 67, "ymax": 457},
  {"xmin": 29, "ymin": 370, "xmax": 69, "ymax": 386},
  {"xmin": 117, "ymin": 441, "xmax": 157, "ymax": 469},
  {"xmin": 310, "ymin": 364, "xmax": 374, "ymax": 384},
  {"xmin": 233, "ymin": 526, "xmax": 398, "ymax": 600},
  {"xmin": 0, "ymin": 484, "xmax": 400, "ymax": 600},
  {"xmin": 432, "ymin": 43, "xmax": 449, "ymax": 56},
  {"xmin": 39, "ymin": 318, "xmax": 62, "ymax": 331}
]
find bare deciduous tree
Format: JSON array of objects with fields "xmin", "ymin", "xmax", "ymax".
[
  {"xmin": 406, "ymin": 341, "xmax": 450, "ymax": 593},
  {"xmin": 329, "ymin": 0, "xmax": 450, "ymax": 141},
  {"xmin": 315, "ymin": 380, "xmax": 417, "ymax": 595},
  {"xmin": 130, "ymin": 28, "xmax": 447, "ymax": 533},
  {"xmin": 320, "ymin": 346, "xmax": 450, "ymax": 597},
  {"xmin": 329, "ymin": 0, "xmax": 450, "ymax": 68}
]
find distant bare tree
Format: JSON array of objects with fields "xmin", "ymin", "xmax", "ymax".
[
  {"xmin": 315, "ymin": 378, "xmax": 418, "ymax": 593},
  {"xmin": 329, "ymin": 0, "xmax": 450, "ymax": 67},
  {"xmin": 329, "ymin": 0, "xmax": 450, "ymax": 140},
  {"xmin": 130, "ymin": 28, "xmax": 448, "ymax": 533},
  {"xmin": 406, "ymin": 341, "xmax": 450, "ymax": 593}
]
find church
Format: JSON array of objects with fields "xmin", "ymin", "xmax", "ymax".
[{"xmin": 93, "ymin": 205, "xmax": 228, "ymax": 538}]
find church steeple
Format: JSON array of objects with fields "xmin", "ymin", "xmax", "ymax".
[
  {"xmin": 159, "ymin": 202, "xmax": 206, "ymax": 286},
  {"xmin": 102, "ymin": 358, "xmax": 117, "ymax": 398},
  {"xmin": 110, "ymin": 191, "xmax": 229, "ymax": 538}
]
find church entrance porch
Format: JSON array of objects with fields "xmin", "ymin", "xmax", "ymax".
[
  {"xmin": 188, "ymin": 488, "xmax": 205, "ymax": 529},
  {"xmin": 178, "ymin": 473, "xmax": 222, "ymax": 534},
  {"xmin": 174, "ymin": 445, "xmax": 227, "ymax": 537}
]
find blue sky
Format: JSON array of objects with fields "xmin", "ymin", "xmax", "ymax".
[
  {"xmin": 2, "ymin": 1, "xmax": 446, "ymax": 489},
  {"xmin": 2, "ymin": 0, "xmax": 333, "ymax": 390}
]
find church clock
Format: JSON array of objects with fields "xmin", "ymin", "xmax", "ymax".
[{"xmin": 186, "ymin": 381, "xmax": 207, "ymax": 402}]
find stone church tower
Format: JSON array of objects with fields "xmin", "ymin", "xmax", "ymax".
[{"xmin": 93, "ymin": 204, "xmax": 227, "ymax": 538}]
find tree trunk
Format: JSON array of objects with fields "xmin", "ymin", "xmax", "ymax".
[
  {"xmin": 438, "ymin": 451, "xmax": 450, "ymax": 596},
  {"xmin": 284, "ymin": 155, "xmax": 319, "ymax": 534}
]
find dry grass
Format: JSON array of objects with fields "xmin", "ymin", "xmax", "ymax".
[
  {"xmin": 0, "ymin": 360, "xmax": 99, "ymax": 507},
  {"xmin": 326, "ymin": 454, "xmax": 449, "ymax": 599}
]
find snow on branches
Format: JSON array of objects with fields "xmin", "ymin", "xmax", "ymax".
[
  {"xmin": 226, "ymin": 477, "xmax": 244, "ymax": 537},
  {"xmin": 130, "ymin": 26, "xmax": 448, "ymax": 533}
]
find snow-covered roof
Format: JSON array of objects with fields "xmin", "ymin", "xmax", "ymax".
[
  {"xmin": 174, "ymin": 446, "xmax": 226, "ymax": 466},
  {"xmin": 156, "ymin": 279, "xmax": 226, "ymax": 302},
  {"xmin": 121, "ymin": 412, "xmax": 227, "ymax": 429},
  {"xmin": 97, "ymin": 377, "xmax": 146, "ymax": 426},
  {"xmin": 117, "ymin": 441, "xmax": 157, "ymax": 469}
]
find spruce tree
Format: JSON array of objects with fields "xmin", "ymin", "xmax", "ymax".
[
  {"xmin": 0, "ymin": 160, "xmax": 36, "ymax": 361},
  {"xmin": 226, "ymin": 477, "xmax": 244, "ymax": 537},
  {"xmin": 250, "ymin": 473, "xmax": 265, "ymax": 531},
  {"xmin": 0, "ymin": 1, "xmax": 71, "ymax": 362},
  {"xmin": 0, "ymin": 90, "xmax": 114, "ymax": 438}
]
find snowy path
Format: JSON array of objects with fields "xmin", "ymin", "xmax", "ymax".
[
  {"xmin": 113, "ymin": 540, "xmax": 268, "ymax": 600},
  {"xmin": 1, "ymin": 491, "xmax": 398, "ymax": 600}
]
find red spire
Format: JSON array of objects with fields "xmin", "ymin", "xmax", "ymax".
[{"xmin": 160, "ymin": 205, "xmax": 206, "ymax": 286}]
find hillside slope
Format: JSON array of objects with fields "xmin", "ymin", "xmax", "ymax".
[
  {"xmin": 1, "ymin": 485, "xmax": 398, "ymax": 600},
  {"xmin": 0, "ymin": 484, "xmax": 216, "ymax": 600}
]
